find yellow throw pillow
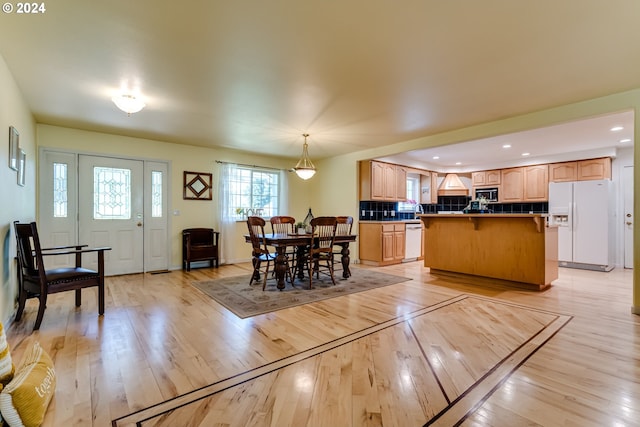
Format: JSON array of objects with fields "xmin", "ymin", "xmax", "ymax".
[
  {"xmin": 0, "ymin": 323, "xmax": 15, "ymax": 386},
  {"xmin": 0, "ymin": 342, "xmax": 56, "ymax": 427}
]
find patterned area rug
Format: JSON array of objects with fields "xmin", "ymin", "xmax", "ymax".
[{"xmin": 191, "ymin": 268, "xmax": 411, "ymax": 318}]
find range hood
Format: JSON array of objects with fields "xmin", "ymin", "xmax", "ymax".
[{"xmin": 438, "ymin": 173, "xmax": 469, "ymax": 196}]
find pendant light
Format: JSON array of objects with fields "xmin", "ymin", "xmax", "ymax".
[
  {"xmin": 112, "ymin": 92, "xmax": 145, "ymax": 115},
  {"xmin": 294, "ymin": 133, "xmax": 316, "ymax": 180}
]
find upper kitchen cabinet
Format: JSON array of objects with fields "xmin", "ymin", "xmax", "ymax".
[
  {"xmin": 549, "ymin": 157, "xmax": 611, "ymax": 182},
  {"xmin": 471, "ymin": 169, "xmax": 501, "ymax": 187},
  {"xmin": 500, "ymin": 168, "xmax": 524, "ymax": 202},
  {"xmin": 523, "ymin": 164, "xmax": 549, "ymax": 201},
  {"xmin": 549, "ymin": 161, "xmax": 578, "ymax": 182},
  {"xmin": 500, "ymin": 165, "xmax": 549, "ymax": 202},
  {"xmin": 420, "ymin": 172, "xmax": 438, "ymax": 204},
  {"xmin": 577, "ymin": 157, "xmax": 611, "ymax": 181},
  {"xmin": 360, "ymin": 160, "xmax": 406, "ymax": 201}
]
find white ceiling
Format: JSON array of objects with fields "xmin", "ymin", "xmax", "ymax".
[{"xmin": 0, "ymin": 1, "xmax": 638, "ymax": 165}]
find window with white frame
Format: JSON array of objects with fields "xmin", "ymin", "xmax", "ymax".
[
  {"xmin": 398, "ymin": 175, "xmax": 420, "ymax": 211},
  {"xmin": 226, "ymin": 166, "xmax": 280, "ymax": 219}
]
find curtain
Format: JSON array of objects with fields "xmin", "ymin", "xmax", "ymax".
[
  {"xmin": 279, "ymin": 169, "xmax": 289, "ymax": 216},
  {"xmin": 218, "ymin": 162, "xmax": 237, "ymax": 264}
]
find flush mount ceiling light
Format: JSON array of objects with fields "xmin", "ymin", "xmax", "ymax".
[
  {"xmin": 112, "ymin": 93, "xmax": 145, "ymax": 115},
  {"xmin": 294, "ymin": 133, "xmax": 316, "ymax": 180}
]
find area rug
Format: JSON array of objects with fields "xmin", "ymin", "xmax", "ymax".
[{"xmin": 191, "ymin": 268, "xmax": 411, "ymax": 318}]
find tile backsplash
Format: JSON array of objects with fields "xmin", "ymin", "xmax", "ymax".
[{"xmin": 359, "ymin": 197, "xmax": 548, "ymax": 221}]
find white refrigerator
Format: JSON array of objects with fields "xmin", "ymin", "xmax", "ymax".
[{"xmin": 548, "ymin": 180, "xmax": 614, "ymax": 271}]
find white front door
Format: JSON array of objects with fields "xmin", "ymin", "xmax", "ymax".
[{"xmin": 78, "ymin": 155, "xmax": 144, "ymax": 275}]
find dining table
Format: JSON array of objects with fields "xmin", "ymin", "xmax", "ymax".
[{"xmin": 244, "ymin": 232, "xmax": 357, "ymax": 290}]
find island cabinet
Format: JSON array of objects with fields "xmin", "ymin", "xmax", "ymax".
[
  {"xmin": 419, "ymin": 214, "xmax": 558, "ymax": 290},
  {"xmin": 359, "ymin": 222, "xmax": 405, "ymax": 266},
  {"xmin": 500, "ymin": 165, "xmax": 548, "ymax": 202},
  {"xmin": 360, "ymin": 161, "xmax": 406, "ymax": 201}
]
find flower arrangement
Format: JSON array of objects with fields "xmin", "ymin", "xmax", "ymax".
[{"xmin": 295, "ymin": 222, "xmax": 307, "ymax": 234}]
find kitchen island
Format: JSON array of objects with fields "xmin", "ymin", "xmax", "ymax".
[{"xmin": 418, "ymin": 214, "xmax": 558, "ymax": 290}]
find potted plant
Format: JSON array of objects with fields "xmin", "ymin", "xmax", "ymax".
[{"xmin": 295, "ymin": 222, "xmax": 307, "ymax": 234}]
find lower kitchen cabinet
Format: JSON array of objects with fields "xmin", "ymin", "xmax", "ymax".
[{"xmin": 359, "ymin": 222, "xmax": 405, "ymax": 266}]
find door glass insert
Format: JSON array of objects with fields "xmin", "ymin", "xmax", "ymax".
[
  {"xmin": 53, "ymin": 162, "xmax": 68, "ymax": 218},
  {"xmin": 93, "ymin": 166, "xmax": 131, "ymax": 219},
  {"xmin": 151, "ymin": 170, "xmax": 163, "ymax": 218}
]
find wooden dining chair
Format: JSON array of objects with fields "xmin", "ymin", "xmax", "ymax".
[
  {"xmin": 270, "ymin": 216, "xmax": 297, "ymax": 277},
  {"xmin": 305, "ymin": 216, "xmax": 338, "ymax": 288},
  {"xmin": 13, "ymin": 221, "xmax": 111, "ymax": 330},
  {"xmin": 333, "ymin": 216, "xmax": 353, "ymax": 274},
  {"xmin": 247, "ymin": 216, "xmax": 292, "ymax": 290}
]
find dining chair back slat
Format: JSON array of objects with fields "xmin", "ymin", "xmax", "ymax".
[{"xmin": 270, "ymin": 216, "xmax": 296, "ymax": 234}]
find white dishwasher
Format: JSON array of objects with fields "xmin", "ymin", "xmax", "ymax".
[{"xmin": 403, "ymin": 222, "xmax": 422, "ymax": 262}]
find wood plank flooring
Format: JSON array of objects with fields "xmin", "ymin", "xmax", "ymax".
[{"xmin": 5, "ymin": 262, "xmax": 639, "ymax": 426}]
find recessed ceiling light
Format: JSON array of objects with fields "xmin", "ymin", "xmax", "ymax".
[
  {"xmin": 455, "ymin": 162, "xmax": 461, "ymax": 165},
  {"xmin": 502, "ymin": 144, "xmax": 511, "ymax": 149},
  {"xmin": 432, "ymin": 156, "xmax": 440, "ymax": 160},
  {"xmin": 620, "ymin": 138, "xmax": 631, "ymax": 143},
  {"xmin": 610, "ymin": 126, "xmax": 624, "ymax": 132},
  {"xmin": 522, "ymin": 152, "xmax": 530, "ymax": 156}
]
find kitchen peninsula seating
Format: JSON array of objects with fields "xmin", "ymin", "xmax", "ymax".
[
  {"xmin": 13, "ymin": 221, "xmax": 111, "ymax": 330},
  {"xmin": 182, "ymin": 228, "xmax": 220, "ymax": 271},
  {"xmin": 305, "ymin": 216, "xmax": 338, "ymax": 288},
  {"xmin": 247, "ymin": 216, "xmax": 293, "ymax": 290}
]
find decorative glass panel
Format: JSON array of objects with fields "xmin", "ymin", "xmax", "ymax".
[
  {"xmin": 93, "ymin": 167, "xmax": 131, "ymax": 220},
  {"xmin": 53, "ymin": 162, "xmax": 68, "ymax": 218},
  {"xmin": 151, "ymin": 170, "xmax": 163, "ymax": 218}
]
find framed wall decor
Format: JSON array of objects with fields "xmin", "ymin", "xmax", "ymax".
[
  {"xmin": 17, "ymin": 149, "xmax": 25, "ymax": 186},
  {"xmin": 183, "ymin": 171, "xmax": 212, "ymax": 200},
  {"xmin": 8, "ymin": 126, "xmax": 19, "ymax": 170}
]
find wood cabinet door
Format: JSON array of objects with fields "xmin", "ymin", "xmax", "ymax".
[
  {"xmin": 383, "ymin": 163, "xmax": 397, "ymax": 200},
  {"xmin": 396, "ymin": 166, "xmax": 407, "ymax": 201},
  {"xmin": 578, "ymin": 158, "xmax": 611, "ymax": 180},
  {"xmin": 472, "ymin": 172, "xmax": 486, "ymax": 186},
  {"xmin": 500, "ymin": 168, "xmax": 524, "ymax": 202},
  {"xmin": 370, "ymin": 161, "xmax": 385, "ymax": 200},
  {"xmin": 393, "ymin": 230, "xmax": 405, "ymax": 261},
  {"xmin": 431, "ymin": 173, "xmax": 438, "ymax": 203},
  {"xmin": 382, "ymin": 231, "xmax": 395, "ymax": 262},
  {"xmin": 523, "ymin": 165, "xmax": 549, "ymax": 201},
  {"xmin": 549, "ymin": 162, "xmax": 577, "ymax": 182},
  {"xmin": 486, "ymin": 170, "xmax": 501, "ymax": 185}
]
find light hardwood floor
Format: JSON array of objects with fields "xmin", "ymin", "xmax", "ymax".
[{"xmin": 5, "ymin": 262, "xmax": 639, "ymax": 426}]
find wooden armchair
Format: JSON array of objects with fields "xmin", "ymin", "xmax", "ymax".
[
  {"xmin": 182, "ymin": 228, "xmax": 220, "ymax": 271},
  {"xmin": 13, "ymin": 221, "xmax": 111, "ymax": 331}
]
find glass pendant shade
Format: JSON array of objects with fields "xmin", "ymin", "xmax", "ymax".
[
  {"xmin": 112, "ymin": 94, "xmax": 145, "ymax": 115},
  {"xmin": 294, "ymin": 134, "xmax": 316, "ymax": 180}
]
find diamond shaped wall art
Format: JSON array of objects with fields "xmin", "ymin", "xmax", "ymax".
[{"xmin": 183, "ymin": 171, "xmax": 212, "ymax": 200}]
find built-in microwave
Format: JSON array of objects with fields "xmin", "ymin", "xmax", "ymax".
[{"xmin": 475, "ymin": 187, "xmax": 498, "ymax": 202}]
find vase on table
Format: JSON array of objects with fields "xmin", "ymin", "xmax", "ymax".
[{"xmin": 304, "ymin": 208, "xmax": 314, "ymax": 233}]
